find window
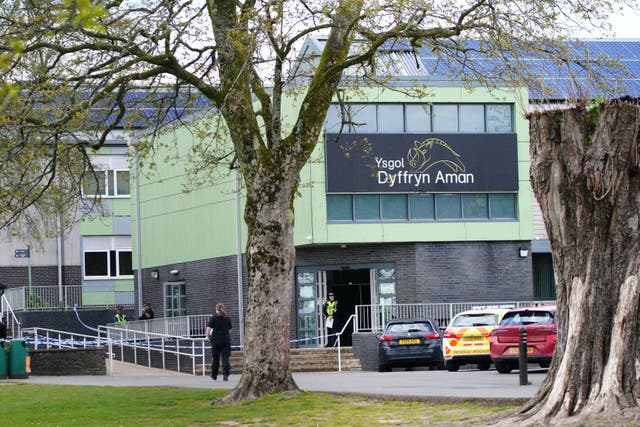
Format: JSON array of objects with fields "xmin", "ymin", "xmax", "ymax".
[
  {"xmin": 462, "ymin": 194, "xmax": 488, "ymax": 219},
  {"xmin": 377, "ymin": 104, "xmax": 404, "ymax": 133},
  {"xmin": 350, "ymin": 104, "xmax": 377, "ymax": 132},
  {"xmin": 84, "ymin": 252, "xmax": 108, "ymax": 276},
  {"xmin": 327, "ymin": 193, "xmax": 516, "ymax": 222},
  {"xmin": 409, "ymin": 194, "xmax": 434, "ymax": 220},
  {"xmin": 324, "ymin": 103, "xmax": 513, "ymax": 134},
  {"xmin": 82, "ymin": 169, "xmax": 130, "ymax": 198},
  {"xmin": 354, "ymin": 195, "xmax": 380, "ymax": 220},
  {"xmin": 486, "ymin": 104, "xmax": 513, "ymax": 133},
  {"xmin": 489, "ymin": 194, "xmax": 517, "ymax": 218},
  {"xmin": 82, "ymin": 171, "xmax": 107, "ymax": 197},
  {"xmin": 84, "ymin": 249, "xmax": 133, "ymax": 279},
  {"xmin": 436, "ymin": 194, "xmax": 461, "ymax": 219},
  {"xmin": 327, "ymin": 194, "xmax": 353, "ymax": 221},
  {"xmin": 165, "ymin": 282, "xmax": 187, "ymax": 317},
  {"xmin": 432, "ymin": 105, "xmax": 459, "ymax": 132},
  {"xmin": 459, "ymin": 105, "xmax": 485, "ymax": 132},
  {"xmin": 115, "ymin": 170, "xmax": 130, "ymax": 196},
  {"xmin": 405, "ymin": 105, "xmax": 431, "ymax": 132},
  {"xmin": 381, "ymin": 194, "xmax": 408, "ymax": 220}
]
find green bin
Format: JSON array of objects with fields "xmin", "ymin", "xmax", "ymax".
[
  {"xmin": 0, "ymin": 340, "xmax": 8, "ymax": 379},
  {"xmin": 8, "ymin": 339, "xmax": 29, "ymax": 379}
]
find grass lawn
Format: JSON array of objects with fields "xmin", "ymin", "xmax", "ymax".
[{"xmin": 0, "ymin": 383, "xmax": 516, "ymax": 426}]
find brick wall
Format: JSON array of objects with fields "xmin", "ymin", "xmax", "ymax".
[
  {"xmin": 17, "ymin": 309, "xmax": 133, "ymax": 334},
  {"xmin": 137, "ymin": 256, "xmax": 247, "ymax": 348},
  {"xmin": 0, "ymin": 266, "xmax": 81, "ymax": 288},
  {"xmin": 29, "ymin": 348, "xmax": 106, "ymax": 375},
  {"xmin": 297, "ymin": 241, "xmax": 533, "ymax": 303},
  {"xmin": 137, "ymin": 240, "xmax": 533, "ymax": 348},
  {"xmin": 352, "ymin": 332, "xmax": 380, "ymax": 371}
]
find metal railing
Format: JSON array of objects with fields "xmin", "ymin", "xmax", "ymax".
[
  {"xmin": 106, "ymin": 314, "xmax": 212, "ymax": 338},
  {"xmin": 335, "ymin": 314, "xmax": 356, "ymax": 372},
  {"xmin": 1, "ymin": 294, "xmax": 22, "ymax": 338},
  {"xmin": 102, "ymin": 325, "xmax": 209, "ymax": 376},
  {"xmin": 24, "ymin": 327, "xmax": 108, "ymax": 349},
  {"xmin": 355, "ymin": 300, "xmax": 555, "ymax": 333},
  {"xmin": 4, "ymin": 286, "xmax": 80, "ymax": 311},
  {"xmin": 22, "ymin": 325, "xmax": 209, "ymax": 376}
]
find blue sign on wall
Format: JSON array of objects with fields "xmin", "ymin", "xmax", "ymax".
[{"xmin": 325, "ymin": 133, "xmax": 519, "ymax": 193}]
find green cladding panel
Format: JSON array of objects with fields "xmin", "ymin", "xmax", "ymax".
[{"xmin": 138, "ymin": 86, "xmax": 533, "ymax": 268}]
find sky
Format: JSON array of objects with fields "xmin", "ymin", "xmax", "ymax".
[{"xmin": 600, "ymin": 6, "xmax": 640, "ymax": 38}]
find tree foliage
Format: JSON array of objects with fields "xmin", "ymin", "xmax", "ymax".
[{"xmin": 0, "ymin": 0, "xmax": 636, "ymax": 409}]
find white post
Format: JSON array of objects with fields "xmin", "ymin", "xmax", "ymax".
[
  {"xmin": 56, "ymin": 215, "xmax": 63, "ymax": 306},
  {"xmin": 133, "ymin": 142, "xmax": 144, "ymax": 314},
  {"xmin": 234, "ymin": 168, "xmax": 245, "ymax": 347},
  {"xmin": 337, "ymin": 333, "xmax": 342, "ymax": 372}
]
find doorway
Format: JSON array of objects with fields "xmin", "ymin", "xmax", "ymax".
[{"xmin": 326, "ymin": 268, "xmax": 371, "ymax": 346}]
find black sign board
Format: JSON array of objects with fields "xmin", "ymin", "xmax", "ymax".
[
  {"xmin": 325, "ymin": 133, "xmax": 518, "ymax": 193},
  {"xmin": 14, "ymin": 248, "xmax": 30, "ymax": 258}
]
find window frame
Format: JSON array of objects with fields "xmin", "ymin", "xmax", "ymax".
[
  {"xmin": 326, "ymin": 193, "xmax": 517, "ymax": 223},
  {"xmin": 113, "ymin": 169, "xmax": 131, "ymax": 197},
  {"xmin": 83, "ymin": 248, "xmax": 134, "ymax": 280},
  {"xmin": 324, "ymin": 102, "xmax": 513, "ymax": 134},
  {"xmin": 82, "ymin": 169, "xmax": 131, "ymax": 199}
]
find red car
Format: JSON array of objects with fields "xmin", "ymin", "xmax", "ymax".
[{"xmin": 489, "ymin": 305, "xmax": 557, "ymax": 373}]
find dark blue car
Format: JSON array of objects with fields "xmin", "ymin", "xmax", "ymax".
[{"xmin": 377, "ymin": 318, "xmax": 445, "ymax": 372}]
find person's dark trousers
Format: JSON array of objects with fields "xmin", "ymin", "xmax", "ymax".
[
  {"xmin": 326, "ymin": 327, "xmax": 336, "ymax": 347},
  {"xmin": 211, "ymin": 340, "xmax": 231, "ymax": 380}
]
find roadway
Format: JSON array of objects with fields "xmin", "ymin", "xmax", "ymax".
[{"xmin": 8, "ymin": 361, "xmax": 547, "ymax": 403}]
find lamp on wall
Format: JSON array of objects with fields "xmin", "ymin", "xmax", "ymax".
[
  {"xmin": 170, "ymin": 269, "xmax": 179, "ymax": 276},
  {"xmin": 150, "ymin": 269, "xmax": 159, "ymax": 279},
  {"xmin": 519, "ymin": 248, "xmax": 529, "ymax": 258}
]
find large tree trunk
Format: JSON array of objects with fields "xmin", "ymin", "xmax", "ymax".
[
  {"xmin": 503, "ymin": 101, "xmax": 640, "ymax": 425},
  {"xmin": 217, "ymin": 168, "xmax": 299, "ymax": 402}
]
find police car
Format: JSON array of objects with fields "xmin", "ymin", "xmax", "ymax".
[{"xmin": 442, "ymin": 307, "xmax": 511, "ymax": 372}]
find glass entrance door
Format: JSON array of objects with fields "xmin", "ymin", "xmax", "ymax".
[
  {"xmin": 164, "ymin": 282, "xmax": 186, "ymax": 317},
  {"xmin": 296, "ymin": 270, "xmax": 325, "ymax": 348}
]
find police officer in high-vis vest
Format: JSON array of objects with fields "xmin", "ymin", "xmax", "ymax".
[
  {"xmin": 323, "ymin": 292, "xmax": 339, "ymax": 347},
  {"xmin": 114, "ymin": 305, "xmax": 127, "ymax": 326}
]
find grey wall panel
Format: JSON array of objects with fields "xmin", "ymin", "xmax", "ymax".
[{"xmin": 113, "ymin": 216, "xmax": 132, "ymax": 235}]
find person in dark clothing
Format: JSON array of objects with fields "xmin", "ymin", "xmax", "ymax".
[
  {"xmin": 323, "ymin": 292, "xmax": 339, "ymax": 347},
  {"xmin": 139, "ymin": 303, "xmax": 155, "ymax": 320},
  {"xmin": 206, "ymin": 302, "xmax": 232, "ymax": 381},
  {"xmin": 0, "ymin": 316, "xmax": 7, "ymax": 340}
]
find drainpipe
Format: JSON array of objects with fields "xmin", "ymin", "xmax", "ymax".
[
  {"xmin": 234, "ymin": 168, "xmax": 244, "ymax": 347},
  {"xmin": 57, "ymin": 214, "xmax": 63, "ymax": 305},
  {"xmin": 133, "ymin": 142, "xmax": 143, "ymax": 314}
]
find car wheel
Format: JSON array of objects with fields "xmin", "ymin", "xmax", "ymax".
[
  {"xmin": 436, "ymin": 360, "xmax": 446, "ymax": 370},
  {"xmin": 495, "ymin": 362, "xmax": 512, "ymax": 374},
  {"xmin": 445, "ymin": 360, "xmax": 459, "ymax": 372},
  {"xmin": 378, "ymin": 364, "xmax": 391, "ymax": 373},
  {"xmin": 477, "ymin": 362, "xmax": 491, "ymax": 371}
]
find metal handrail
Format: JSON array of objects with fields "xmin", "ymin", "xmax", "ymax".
[
  {"xmin": 2, "ymin": 285, "xmax": 134, "ymax": 311},
  {"xmin": 23, "ymin": 327, "xmax": 108, "ymax": 349},
  {"xmin": 335, "ymin": 314, "xmax": 356, "ymax": 372},
  {"xmin": 106, "ymin": 314, "xmax": 212, "ymax": 338},
  {"xmin": 100, "ymin": 325, "xmax": 209, "ymax": 376},
  {"xmin": 1, "ymin": 294, "xmax": 22, "ymax": 338},
  {"xmin": 355, "ymin": 300, "xmax": 556, "ymax": 333}
]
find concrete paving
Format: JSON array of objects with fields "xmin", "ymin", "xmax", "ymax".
[{"xmin": 5, "ymin": 361, "xmax": 546, "ymax": 402}]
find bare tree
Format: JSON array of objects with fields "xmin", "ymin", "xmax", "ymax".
[{"xmin": 1, "ymin": 0, "xmax": 637, "ymax": 418}]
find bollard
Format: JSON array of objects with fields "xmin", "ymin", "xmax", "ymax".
[{"xmin": 518, "ymin": 326, "xmax": 528, "ymax": 385}]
